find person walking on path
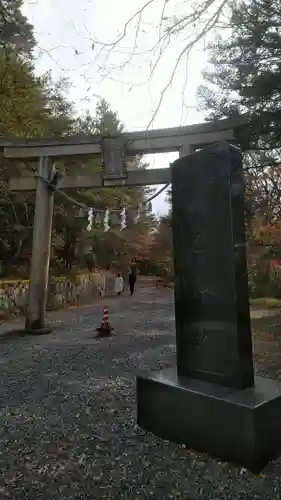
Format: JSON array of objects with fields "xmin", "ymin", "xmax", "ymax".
[
  {"xmin": 114, "ymin": 273, "xmax": 124, "ymax": 296},
  {"xmin": 128, "ymin": 268, "xmax": 137, "ymax": 296}
]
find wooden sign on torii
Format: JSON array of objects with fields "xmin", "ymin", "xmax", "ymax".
[{"xmin": 1, "ymin": 115, "xmax": 247, "ymax": 334}]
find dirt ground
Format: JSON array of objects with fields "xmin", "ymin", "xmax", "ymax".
[{"xmin": 1, "ymin": 285, "xmax": 281, "ymax": 499}]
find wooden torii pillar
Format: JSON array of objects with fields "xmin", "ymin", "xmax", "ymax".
[{"xmin": 0, "ymin": 115, "xmax": 246, "ymax": 334}]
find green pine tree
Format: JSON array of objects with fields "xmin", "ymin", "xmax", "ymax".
[
  {"xmin": 52, "ymin": 99, "xmax": 156, "ymax": 274},
  {"xmin": 0, "ymin": 4, "xmax": 74, "ymax": 275},
  {"xmin": 197, "ymin": 0, "xmax": 281, "ymax": 289},
  {"xmin": 197, "ymin": 0, "xmax": 281, "ymax": 150},
  {"xmin": 0, "ymin": 0, "xmax": 36, "ymax": 56}
]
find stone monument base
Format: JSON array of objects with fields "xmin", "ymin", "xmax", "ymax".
[{"xmin": 137, "ymin": 368, "xmax": 281, "ymax": 472}]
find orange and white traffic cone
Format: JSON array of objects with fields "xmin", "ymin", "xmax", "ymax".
[{"xmin": 96, "ymin": 305, "xmax": 114, "ymax": 337}]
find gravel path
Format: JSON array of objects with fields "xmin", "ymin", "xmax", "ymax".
[{"xmin": 1, "ymin": 287, "xmax": 281, "ymax": 499}]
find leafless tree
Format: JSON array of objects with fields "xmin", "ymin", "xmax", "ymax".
[{"xmin": 79, "ymin": 0, "xmax": 231, "ymax": 127}]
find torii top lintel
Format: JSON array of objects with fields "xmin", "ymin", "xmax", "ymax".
[{"xmin": 0, "ymin": 115, "xmax": 248, "ymax": 159}]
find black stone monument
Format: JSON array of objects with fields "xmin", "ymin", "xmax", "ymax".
[{"xmin": 136, "ymin": 142, "xmax": 281, "ymax": 471}]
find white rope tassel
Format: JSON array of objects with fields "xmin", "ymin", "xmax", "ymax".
[
  {"xmin": 104, "ymin": 209, "xmax": 110, "ymax": 232},
  {"xmin": 120, "ymin": 207, "xmax": 126, "ymax": 230},
  {"xmin": 87, "ymin": 208, "xmax": 94, "ymax": 231}
]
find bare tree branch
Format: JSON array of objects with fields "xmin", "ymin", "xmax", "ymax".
[{"xmin": 78, "ymin": 0, "xmax": 230, "ymax": 127}]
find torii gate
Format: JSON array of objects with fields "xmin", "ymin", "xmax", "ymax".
[{"xmin": 1, "ymin": 115, "xmax": 247, "ymax": 333}]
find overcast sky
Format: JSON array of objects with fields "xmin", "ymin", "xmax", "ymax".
[{"xmin": 23, "ymin": 0, "xmax": 208, "ymax": 216}]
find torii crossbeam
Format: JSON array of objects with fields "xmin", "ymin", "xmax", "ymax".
[{"xmin": 0, "ymin": 114, "xmax": 248, "ymax": 334}]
